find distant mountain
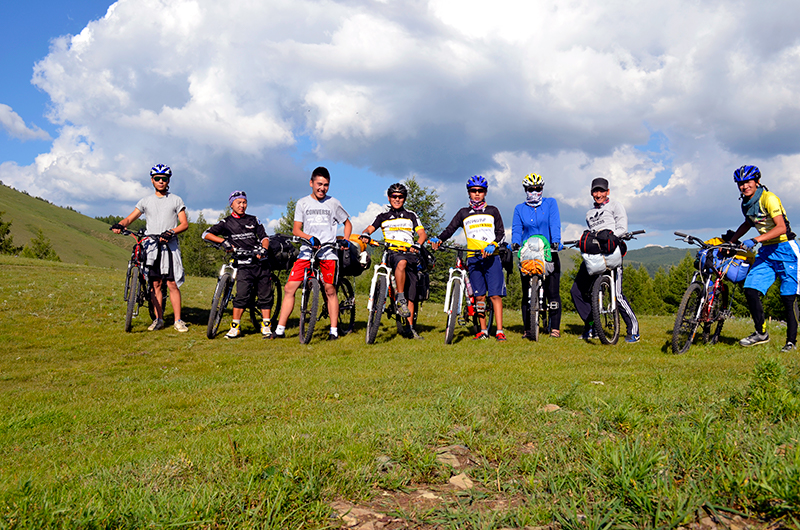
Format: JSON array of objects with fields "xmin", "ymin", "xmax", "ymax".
[
  {"xmin": 625, "ymin": 245, "xmax": 695, "ymax": 276},
  {"xmin": 0, "ymin": 182, "xmax": 130, "ymax": 268}
]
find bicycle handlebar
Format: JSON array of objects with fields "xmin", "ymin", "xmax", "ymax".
[
  {"xmin": 673, "ymin": 231, "xmax": 742, "ymax": 251},
  {"xmin": 563, "ymin": 230, "xmax": 645, "ymax": 247}
]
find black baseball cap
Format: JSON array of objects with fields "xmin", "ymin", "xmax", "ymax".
[{"xmin": 591, "ymin": 178, "xmax": 609, "ymax": 192}]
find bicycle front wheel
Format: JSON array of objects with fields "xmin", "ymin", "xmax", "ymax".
[
  {"xmin": 528, "ymin": 276, "xmax": 541, "ymax": 342},
  {"xmin": 299, "ymin": 277, "xmax": 321, "ymax": 344},
  {"xmin": 445, "ymin": 282, "xmax": 461, "ymax": 344},
  {"xmin": 125, "ymin": 266, "xmax": 140, "ymax": 332},
  {"xmin": 672, "ymin": 281, "xmax": 704, "ymax": 353},
  {"xmin": 366, "ymin": 276, "xmax": 387, "ymax": 344},
  {"xmin": 338, "ymin": 277, "xmax": 356, "ymax": 336},
  {"xmin": 207, "ymin": 273, "xmax": 233, "ymax": 339},
  {"xmin": 592, "ymin": 274, "xmax": 619, "ymax": 345}
]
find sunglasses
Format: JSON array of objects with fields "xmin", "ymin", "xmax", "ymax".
[
  {"xmin": 524, "ymin": 186, "xmax": 543, "ymax": 192},
  {"xmin": 468, "ymin": 188, "xmax": 486, "ymax": 193},
  {"xmin": 152, "ymin": 176, "xmax": 170, "ymax": 182},
  {"xmin": 389, "ymin": 194, "xmax": 405, "ymax": 199}
]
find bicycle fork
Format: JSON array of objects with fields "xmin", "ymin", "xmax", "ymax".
[
  {"xmin": 367, "ymin": 263, "xmax": 393, "ymax": 311},
  {"xmin": 443, "ymin": 268, "xmax": 467, "ymax": 317}
]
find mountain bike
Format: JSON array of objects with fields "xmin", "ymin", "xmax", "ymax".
[
  {"xmin": 440, "ymin": 245, "xmax": 495, "ymax": 344},
  {"xmin": 565, "ymin": 230, "xmax": 645, "ymax": 345},
  {"xmin": 364, "ymin": 241, "xmax": 422, "ymax": 344},
  {"xmin": 285, "ymin": 236, "xmax": 356, "ymax": 344},
  {"xmin": 520, "ymin": 259, "xmax": 555, "ymax": 342},
  {"xmin": 206, "ymin": 245, "xmax": 283, "ymax": 339},
  {"xmin": 115, "ymin": 227, "xmax": 166, "ymax": 332},
  {"xmin": 671, "ymin": 232, "xmax": 745, "ymax": 354}
]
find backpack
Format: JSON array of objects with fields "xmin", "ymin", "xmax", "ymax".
[
  {"xmin": 579, "ymin": 229, "xmax": 625, "ymax": 256},
  {"xmin": 268, "ymin": 235, "xmax": 299, "ymax": 271}
]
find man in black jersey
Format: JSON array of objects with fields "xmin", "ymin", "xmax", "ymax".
[
  {"xmin": 203, "ymin": 190, "xmax": 273, "ymax": 338},
  {"xmin": 360, "ymin": 183, "xmax": 428, "ymax": 339}
]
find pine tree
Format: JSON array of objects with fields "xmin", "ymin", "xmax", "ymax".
[
  {"xmin": 275, "ymin": 198, "xmax": 296, "ymax": 236},
  {"xmin": 20, "ymin": 228, "xmax": 60, "ymax": 261},
  {"xmin": 180, "ymin": 212, "xmax": 221, "ymax": 277},
  {"xmin": 0, "ymin": 211, "xmax": 22, "ymax": 255}
]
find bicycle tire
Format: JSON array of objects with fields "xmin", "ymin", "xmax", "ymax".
[
  {"xmin": 445, "ymin": 282, "xmax": 461, "ymax": 344},
  {"xmin": 672, "ymin": 281, "xmax": 703, "ymax": 354},
  {"xmin": 270, "ymin": 274, "xmax": 283, "ymax": 332},
  {"xmin": 592, "ymin": 274, "xmax": 619, "ymax": 345},
  {"xmin": 299, "ymin": 277, "xmax": 320, "ymax": 344},
  {"xmin": 366, "ymin": 276, "xmax": 387, "ymax": 344},
  {"xmin": 702, "ymin": 282, "xmax": 728, "ymax": 345},
  {"xmin": 124, "ymin": 262, "xmax": 134, "ymax": 302},
  {"xmin": 338, "ymin": 277, "xmax": 356, "ymax": 336},
  {"xmin": 529, "ymin": 276, "xmax": 541, "ymax": 342},
  {"xmin": 125, "ymin": 266, "xmax": 140, "ymax": 332},
  {"xmin": 207, "ymin": 273, "xmax": 233, "ymax": 339}
]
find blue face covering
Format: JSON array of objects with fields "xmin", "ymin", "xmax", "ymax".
[{"xmin": 526, "ymin": 190, "xmax": 543, "ymax": 207}]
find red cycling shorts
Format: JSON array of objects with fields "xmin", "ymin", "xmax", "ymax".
[{"xmin": 288, "ymin": 259, "xmax": 338, "ymax": 285}]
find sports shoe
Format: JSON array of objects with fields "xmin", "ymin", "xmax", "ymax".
[
  {"xmin": 409, "ymin": 328, "xmax": 424, "ymax": 340},
  {"xmin": 739, "ymin": 331, "xmax": 769, "ymax": 347},
  {"xmin": 580, "ymin": 328, "xmax": 596, "ymax": 340},
  {"xmin": 396, "ymin": 296, "xmax": 411, "ymax": 318},
  {"xmin": 261, "ymin": 321, "xmax": 272, "ymax": 338},
  {"xmin": 327, "ymin": 333, "xmax": 338, "ymax": 341},
  {"xmin": 495, "ymin": 331, "xmax": 507, "ymax": 342},
  {"xmin": 625, "ymin": 333, "xmax": 640, "ymax": 343},
  {"xmin": 225, "ymin": 323, "xmax": 240, "ymax": 339},
  {"xmin": 148, "ymin": 318, "xmax": 164, "ymax": 331},
  {"xmin": 781, "ymin": 342, "xmax": 796, "ymax": 353},
  {"xmin": 473, "ymin": 332, "xmax": 489, "ymax": 340},
  {"xmin": 174, "ymin": 320, "xmax": 189, "ymax": 333},
  {"xmin": 270, "ymin": 332, "xmax": 286, "ymax": 340}
]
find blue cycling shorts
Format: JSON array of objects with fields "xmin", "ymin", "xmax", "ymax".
[
  {"xmin": 743, "ymin": 240, "xmax": 800, "ymax": 296},
  {"xmin": 467, "ymin": 255, "xmax": 506, "ymax": 297}
]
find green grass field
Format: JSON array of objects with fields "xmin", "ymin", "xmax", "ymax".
[{"xmin": 1, "ymin": 255, "xmax": 798, "ymax": 529}]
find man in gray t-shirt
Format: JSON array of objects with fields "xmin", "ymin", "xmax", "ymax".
[
  {"xmin": 272, "ymin": 167, "xmax": 352, "ymax": 341},
  {"xmin": 570, "ymin": 177, "xmax": 640, "ymax": 342},
  {"xmin": 111, "ymin": 164, "xmax": 189, "ymax": 332}
]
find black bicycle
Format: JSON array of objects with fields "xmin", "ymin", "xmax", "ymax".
[
  {"xmin": 115, "ymin": 228, "xmax": 166, "ymax": 332},
  {"xmin": 284, "ymin": 236, "xmax": 357, "ymax": 344},
  {"xmin": 206, "ymin": 246, "xmax": 283, "ymax": 339}
]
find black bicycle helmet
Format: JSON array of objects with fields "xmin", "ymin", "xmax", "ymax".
[{"xmin": 387, "ymin": 183, "xmax": 408, "ymax": 198}]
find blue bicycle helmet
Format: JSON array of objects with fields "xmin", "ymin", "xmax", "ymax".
[
  {"xmin": 733, "ymin": 165, "xmax": 760, "ymax": 183},
  {"xmin": 466, "ymin": 175, "xmax": 488, "ymax": 190},
  {"xmin": 150, "ymin": 164, "xmax": 172, "ymax": 178}
]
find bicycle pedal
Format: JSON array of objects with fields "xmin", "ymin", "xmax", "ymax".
[{"xmin": 457, "ymin": 317, "xmax": 467, "ymax": 326}]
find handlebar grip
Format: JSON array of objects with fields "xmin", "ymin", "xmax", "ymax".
[
  {"xmin": 563, "ymin": 240, "xmax": 578, "ymax": 246},
  {"xmin": 630, "ymin": 229, "xmax": 646, "ymax": 235},
  {"xmin": 674, "ymin": 231, "xmax": 688, "ymax": 238}
]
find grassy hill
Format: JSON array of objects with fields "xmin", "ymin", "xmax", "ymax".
[
  {"xmin": 626, "ymin": 245, "xmax": 694, "ymax": 276},
  {"xmin": 0, "ymin": 182, "xmax": 130, "ymax": 268}
]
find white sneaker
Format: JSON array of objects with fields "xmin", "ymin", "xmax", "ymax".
[
  {"xmin": 261, "ymin": 321, "xmax": 272, "ymax": 338},
  {"xmin": 225, "ymin": 323, "xmax": 240, "ymax": 339},
  {"xmin": 148, "ymin": 319, "xmax": 164, "ymax": 331},
  {"xmin": 174, "ymin": 320, "xmax": 189, "ymax": 333}
]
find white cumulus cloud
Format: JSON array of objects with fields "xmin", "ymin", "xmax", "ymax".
[{"xmin": 0, "ymin": 104, "xmax": 51, "ymax": 141}]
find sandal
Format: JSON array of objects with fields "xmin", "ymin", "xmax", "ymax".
[{"xmin": 550, "ymin": 330, "xmax": 561, "ymax": 338}]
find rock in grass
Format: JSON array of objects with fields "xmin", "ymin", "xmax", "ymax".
[
  {"xmin": 540, "ymin": 404, "xmax": 561, "ymax": 413},
  {"xmin": 449, "ymin": 472, "xmax": 473, "ymax": 489}
]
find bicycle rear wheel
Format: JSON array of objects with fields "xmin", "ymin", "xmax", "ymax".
[
  {"xmin": 672, "ymin": 282, "xmax": 703, "ymax": 353},
  {"xmin": 299, "ymin": 277, "xmax": 320, "ymax": 344},
  {"xmin": 125, "ymin": 266, "xmax": 140, "ymax": 332},
  {"xmin": 445, "ymin": 282, "xmax": 461, "ymax": 344},
  {"xmin": 702, "ymin": 282, "xmax": 728, "ymax": 345},
  {"xmin": 338, "ymin": 277, "xmax": 356, "ymax": 335},
  {"xmin": 366, "ymin": 276, "xmax": 387, "ymax": 344},
  {"xmin": 592, "ymin": 274, "xmax": 619, "ymax": 345},
  {"xmin": 207, "ymin": 273, "xmax": 233, "ymax": 339}
]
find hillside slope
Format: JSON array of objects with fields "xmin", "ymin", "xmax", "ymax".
[
  {"xmin": 625, "ymin": 245, "xmax": 694, "ymax": 275},
  {"xmin": 0, "ymin": 183, "xmax": 130, "ymax": 268}
]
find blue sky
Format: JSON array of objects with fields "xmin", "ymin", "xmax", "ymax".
[{"xmin": 2, "ymin": 0, "xmax": 800, "ymax": 250}]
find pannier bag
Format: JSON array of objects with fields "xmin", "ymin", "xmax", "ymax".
[
  {"xmin": 695, "ymin": 238, "xmax": 754, "ymax": 283},
  {"xmin": 337, "ymin": 235, "xmax": 370, "ymax": 277},
  {"xmin": 721, "ymin": 257, "xmax": 750, "ymax": 283},
  {"xmin": 419, "ymin": 245, "xmax": 436, "ymax": 272},
  {"xmin": 518, "ymin": 235, "xmax": 551, "ymax": 276},
  {"xmin": 268, "ymin": 234, "xmax": 299, "ymax": 271},
  {"xmin": 416, "ymin": 270, "xmax": 431, "ymax": 301},
  {"xmin": 498, "ymin": 243, "xmax": 514, "ymax": 276},
  {"xmin": 579, "ymin": 229, "xmax": 624, "ymax": 255},
  {"xmin": 583, "ymin": 247, "xmax": 623, "ymax": 275}
]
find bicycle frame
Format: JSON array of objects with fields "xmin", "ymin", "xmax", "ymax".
[
  {"xmin": 366, "ymin": 251, "xmax": 397, "ymax": 312},
  {"xmin": 442, "ymin": 249, "xmax": 478, "ymax": 320}
]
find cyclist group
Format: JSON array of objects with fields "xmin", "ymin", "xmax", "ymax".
[{"xmin": 112, "ymin": 162, "xmax": 798, "ymax": 351}]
